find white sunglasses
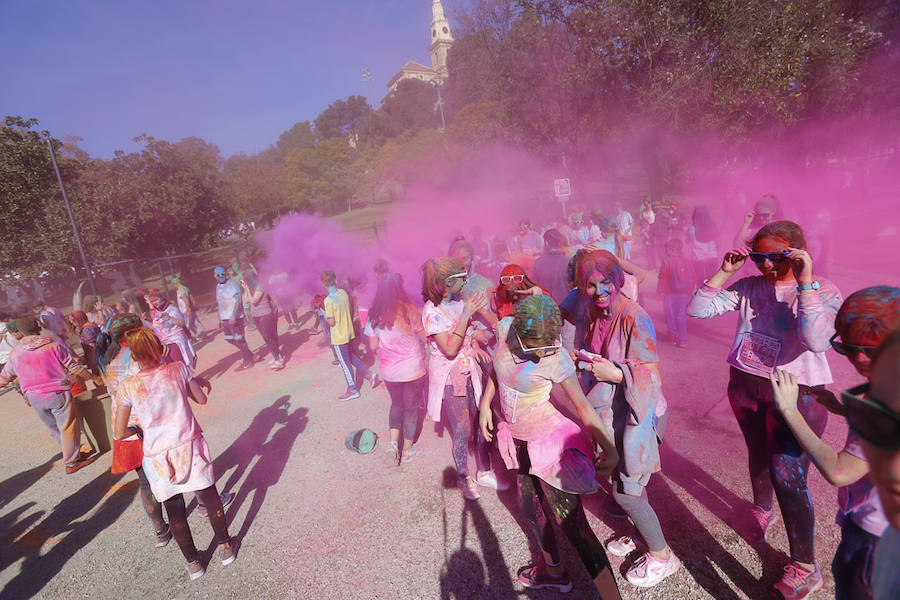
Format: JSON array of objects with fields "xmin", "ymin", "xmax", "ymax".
[{"xmin": 515, "ymin": 330, "xmax": 562, "ymax": 356}]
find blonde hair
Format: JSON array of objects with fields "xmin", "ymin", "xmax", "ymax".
[{"xmin": 125, "ymin": 327, "xmax": 164, "ymax": 363}]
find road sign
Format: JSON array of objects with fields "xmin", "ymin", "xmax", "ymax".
[{"xmin": 554, "ymin": 178, "xmax": 571, "ymax": 198}]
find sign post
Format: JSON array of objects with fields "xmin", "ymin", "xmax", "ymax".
[{"xmin": 554, "ymin": 178, "xmax": 571, "ymax": 218}]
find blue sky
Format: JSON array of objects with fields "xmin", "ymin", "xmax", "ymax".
[{"xmin": 0, "ymin": 1, "xmax": 448, "ymax": 158}]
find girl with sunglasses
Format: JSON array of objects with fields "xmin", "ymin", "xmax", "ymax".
[
  {"xmin": 687, "ymin": 220, "xmax": 843, "ymax": 599},
  {"xmin": 770, "ymin": 286, "xmax": 898, "ymax": 600},
  {"xmin": 576, "ymin": 251, "xmax": 679, "ymax": 588},
  {"xmin": 421, "ymin": 257, "xmax": 501, "ymax": 500},
  {"xmin": 492, "ymin": 264, "xmax": 549, "ymax": 320},
  {"xmin": 479, "ymin": 295, "xmax": 622, "ymax": 597}
]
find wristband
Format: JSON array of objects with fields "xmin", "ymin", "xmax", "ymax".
[
  {"xmin": 452, "ymin": 331, "xmax": 464, "ymax": 339},
  {"xmin": 796, "ymin": 281, "xmax": 820, "ymax": 292}
]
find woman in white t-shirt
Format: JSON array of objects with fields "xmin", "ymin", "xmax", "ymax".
[
  {"xmin": 364, "ymin": 273, "xmax": 427, "ymax": 465},
  {"xmin": 421, "ymin": 256, "xmax": 500, "ymax": 501}
]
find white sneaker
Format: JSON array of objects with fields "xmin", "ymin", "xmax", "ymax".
[
  {"xmin": 459, "ymin": 476, "xmax": 481, "ymax": 501},
  {"xmin": 625, "ymin": 550, "xmax": 681, "ymax": 588},
  {"xmin": 475, "ymin": 470, "xmax": 509, "ymax": 491},
  {"xmin": 606, "ymin": 535, "xmax": 639, "ymax": 557}
]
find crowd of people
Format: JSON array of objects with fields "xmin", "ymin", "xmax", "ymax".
[{"xmin": 0, "ymin": 194, "xmax": 897, "ymax": 600}]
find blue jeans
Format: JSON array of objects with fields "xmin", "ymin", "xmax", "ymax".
[
  {"xmin": 663, "ymin": 293, "xmax": 690, "ymax": 343},
  {"xmin": 833, "ymin": 518, "xmax": 878, "ymax": 600}
]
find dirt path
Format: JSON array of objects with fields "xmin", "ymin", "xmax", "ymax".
[{"xmin": 0, "ymin": 262, "xmax": 878, "ymax": 599}]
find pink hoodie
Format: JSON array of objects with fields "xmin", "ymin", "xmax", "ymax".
[{"xmin": 1, "ymin": 336, "xmax": 88, "ymax": 395}]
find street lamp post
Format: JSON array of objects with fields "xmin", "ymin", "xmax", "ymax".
[
  {"xmin": 362, "ymin": 67, "xmax": 373, "ymax": 106},
  {"xmin": 46, "ymin": 138, "xmax": 98, "ymax": 297},
  {"xmin": 430, "ymin": 79, "xmax": 447, "ymax": 131}
]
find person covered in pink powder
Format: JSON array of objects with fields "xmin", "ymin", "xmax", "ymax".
[
  {"xmin": 770, "ymin": 286, "xmax": 899, "ymax": 600},
  {"xmin": 687, "ymin": 220, "xmax": 842, "ymax": 600},
  {"xmin": 364, "ymin": 272, "xmax": 427, "ymax": 465},
  {"xmin": 421, "ymin": 256, "xmax": 505, "ymax": 500},
  {"xmin": 479, "ymin": 295, "xmax": 621, "ymax": 597},
  {"xmin": 114, "ymin": 327, "xmax": 234, "ymax": 580},
  {"xmin": 0, "ymin": 316, "xmax": 102, "ymax": 474},
  {"xmin": 576, "ymin": 250, "xmax": 680, "ymax": 589},
  {"xmin": 145, "ymin": 288, "xmax": 197, "ymax": 369}
]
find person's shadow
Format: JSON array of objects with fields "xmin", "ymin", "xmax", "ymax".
[
  {"xmin": 0, "ymin": 455, "xmax": 57, "ymax": 511},
  {"xmin": 199, "ymin": 396, "xmax": 308, "ymax": 550},
  {"xmin": 438, "ymin": 467, "xmax": 518, "ymax": 599},
  {"xmin": 0, "ymin": 470, "xmax": 136, "ymax": 598}
]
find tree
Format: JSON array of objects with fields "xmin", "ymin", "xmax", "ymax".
[
  {"xmin": 313, "ymin": 96, "xmax": 373, "ymax": 141},
  {"xmin": 0, "ymin": 116, "xmax": 83, "ymax": 278},
  {"xmin": 275, "ymin": 121, "xmax": 316, "ymax": 158}
]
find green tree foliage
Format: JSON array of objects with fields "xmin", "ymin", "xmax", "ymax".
[
  {"xmin": 314, "ymin": 96, "xmax": 373, "ymax": 141},
  {"xmin": 0, "ymin": 116, "xmax": 82, "ymax": 278},
  {"xmin": 222, "ymin": 149, "xmax": 289, "ymax": 227}
]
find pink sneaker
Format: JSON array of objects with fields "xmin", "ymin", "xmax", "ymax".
[
  {"xmin": 517, "ymin": 564, "xmax": 573, "ymax": 592},
  {"xmin": 749, "ymin": 505, "xmax": 775, "ymax": 541},
  {"xmin": 771, "ymin": 562, "xmax": 823, "ymax": 600}
]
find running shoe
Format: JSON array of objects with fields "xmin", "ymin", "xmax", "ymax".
[
  {"xmin": 155, "ymin": 525, "xmax": 172, "ymax": 548},
  {"xmin": 186, "ymin": 560, "xmax": 205, "ymax": 580},
  {"xmin": 338, "ymin": 390, "xmax": 360, "ymax": 401},
  {"xmin": 749, "ymin": 505, "xmax": 776, "ymax": 541},
  {"xmin": 235, "ymin": 360, "xmax": 253, "ymax": 372},
  {"xmin": 219, "ymin": 541, "xmax": 237, "ymax": 566},
  {"xmin": 400, "ymin": 443, "xmax": 421, "ymax": 464},
  {"xmin": 65, "ymin": 453, "xmax": 97, "ymax": 474},
  {"xmin": 625, "ymin": 550, "xmax": 682, "ymax": 588},
  {"xmin": 606, "ymin": 535, "xmax": 639, "ymax": 557},
  {"xmin": 517, "ymin": 564, "xmax": 573, "ymax": 592},
  {"xmin": 459, "ymin": 476, "xmax": 481, "ymax": 501},
  {"xmin": 771, "ymin": 562, "xmax": 823, "ymax": 600},
  {"xmin": 475, "ymin": 470, "xmax": 509, "ymax": 491},
  {"xmin": 197, "ymin": 491, "xmax": 234, "ymax": 518}
]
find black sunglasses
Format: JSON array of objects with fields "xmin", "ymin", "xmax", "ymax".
[
  {"xmin": 841, "ymin": 383, "xmax": 900, "ymax": 450},
  {"xmin": 749, "ymin": 251, "xmax": 790, "ymax": 264},
  {"xmin": 830, "ymin": 333, "xmax": 880, "ymax": 359}
]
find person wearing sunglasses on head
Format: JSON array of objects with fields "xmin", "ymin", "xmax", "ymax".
[
  {"xmin": 576, "ymin": 251, "xmax": 679, "ymax": 589},
  {"xmin": 491, "ymin": 264, "xmax": 549, "ymax": 320},
  {"xmin": 687, "ymin": 220, "xmax": 842, "ymax": 600},
  {"xmin": 421, "ymin": 257, "xmax": 504, "ymax": 500},
  {"xmin": 770, "ymin": 286, "xmax": 899, "ymax": 600},
  {"xmin": 479, "ymin": 295, "xmax": 622, "ymax": 597}
]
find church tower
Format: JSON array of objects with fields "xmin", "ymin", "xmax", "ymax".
[{"xmin": 429, "ymin": 0, "xmax": 453, "ymax": 79}]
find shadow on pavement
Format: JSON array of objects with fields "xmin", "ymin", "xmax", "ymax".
[
  {"xmin": 1, "ymin": 469, "xmax": 135, "ymax": 598},
  {"xmin": 0, "ymin": 455, "xmax": 58, "ymax": 511},
  {"xmin": 204, "ymin": 396, "xmax": 308, "ymax": 549},
  {"xmin": 438, "ymin": 467, "xmax": 519, "ymax": 600},
  {"xmin": 646, "ymin": 444, "xmax": 785, "ymax": 599}
]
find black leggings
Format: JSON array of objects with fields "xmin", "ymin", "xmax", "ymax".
[
  {"xmin": 384, "ymin": 377, "xmax": 425, "ymax": 443},
  {"xmin": 163, "ymin": 485, "xmax": 230, "ymax": 562},
  {"xmin": 517, "ymin": 443, "xmax": 612, "ymax": 579},
  {"xmin": 728, "ymin": 367, "xmax": 827, "ymax": 563},
  {"xmin": 134, "ymin": 466, "xmax": 166, "ymax": 533},
  {"xmin": 255, "ymin": 312, "xmax": 281, "ymax": 360}
]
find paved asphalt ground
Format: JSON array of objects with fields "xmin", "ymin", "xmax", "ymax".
[{"xmin": 0, "ymin": 261, "xmax": 884, "ymax": 600}]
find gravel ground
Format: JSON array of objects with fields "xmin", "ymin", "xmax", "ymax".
[{"xmin": 0, "ymin": 263, "xmax": 879, "ymax": 600}]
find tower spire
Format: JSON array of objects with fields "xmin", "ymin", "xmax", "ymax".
[{"xmin": 430, "ymin": 0, "xmax": 453, "ymax": 78}]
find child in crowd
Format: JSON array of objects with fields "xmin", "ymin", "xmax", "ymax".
[
  {"xmin": 113, "ymin": 328, "xmax": 234, "ymax": 580},
  {"xmin": 322, "ymin": 270, "xmax": 371, "ymax": 400},
  {"xmin": 771, "ymin": 286, "xmax": 898, "ymax": 600},
  {"xmin": 657, "ymin": 238, "xmax": 696, "ymax": 348},
  {"xmin": 687, "ymin": 220, "xmax": 842, "ymax": 599},
  {"xmin": 480, "ymin": 295, "xmax": 622, "ymax": 597},
  {"xmin": 364, "ymin": 273, "xmax": 427, "ymax": 464}
]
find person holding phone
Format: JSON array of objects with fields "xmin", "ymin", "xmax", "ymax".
[{"xmin": 687, "ymin": 220, "xmax": 842, "ymax": 599}]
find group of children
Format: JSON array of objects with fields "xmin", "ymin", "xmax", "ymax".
[{"xmin": 313, "ymin": 206, "xmax": 896, "ymax": 600}]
